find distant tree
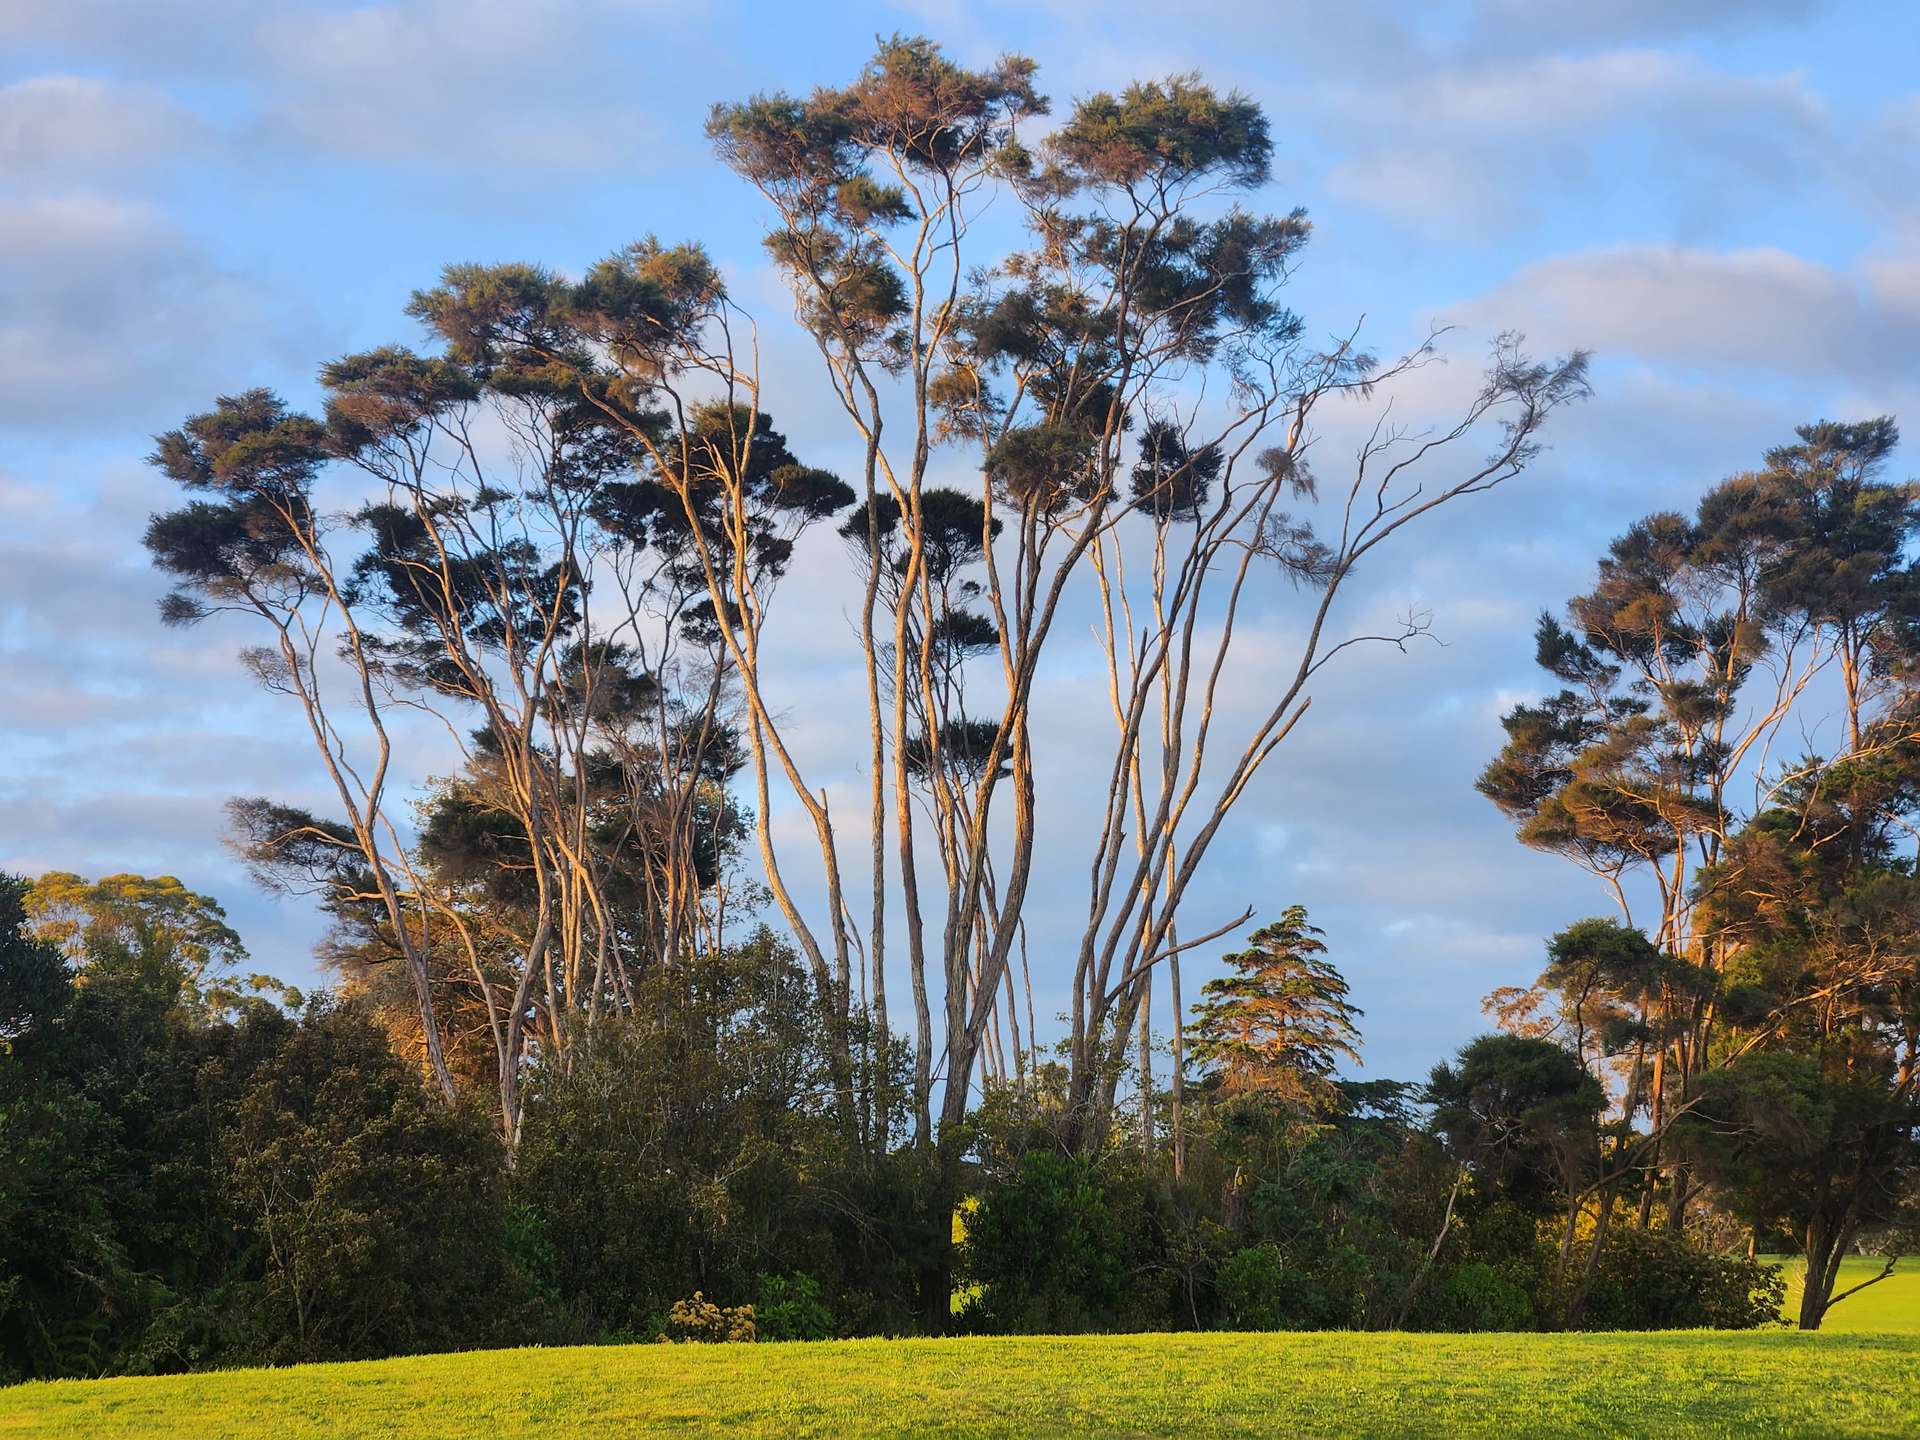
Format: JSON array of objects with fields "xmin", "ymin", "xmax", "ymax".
[
  {"xmin": 1186, "ymin": 907, "xmax": 1361, "ymax": 1111},
  {"xmin": 23, "ymin": 871, "xmax": 295, "ymax": 1017}
]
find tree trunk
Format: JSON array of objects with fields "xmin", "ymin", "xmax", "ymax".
[
  {"xmin": 1170, "ymin": 949, "xmax": 1186, "ymax": 1181},
  {"xmin": 918, "ymin": 1150, "xmax": 959, "ymax": 1335},
  {"xmin": 1137, "ymin": 980, "xmax": 1153, "ymax": 1156},
  {"xmin": 1799, "ymin": 1219, "xmax": 1836, "ymax": 1331}
]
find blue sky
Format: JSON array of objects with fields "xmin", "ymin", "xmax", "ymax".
[{"xmin": 3, "ymin": 0, "xmax": 1918, "ymax": 1081}]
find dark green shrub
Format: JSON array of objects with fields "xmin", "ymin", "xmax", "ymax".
[
  {"xmin": 959, "ymin": 1152, "xmax": 1129, "ymax": 1332},
  {"xmin": 512, "ymin": 935, "xmax": 919, "ymax": 1338},
  {"xmin": 755, "ymin": 1272, "xmax": 834, "ymax": 1341},
  {"xmin": 217, "ymin": 998, "xmax": 523, "ymax": 1364},
  {"xmin": 1217, "ymin": 1244, "xmax": 1305, "ymax": 1330},
  {"xmin": 1578, "ymin": 1227, "xmax": 1784, "ymax": 1331},
  {"xmin": 1441, "ymin": 1262, "xmax": 1535, "ymax": 1331}
]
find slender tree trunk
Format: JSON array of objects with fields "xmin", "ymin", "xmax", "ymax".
[
  {"xmin": 1169, "ymin": 946, "xmax": 1186, "ymax": 1180},
  {"xmin": 1138, "ymin": 977, "xmax": 1153, "ymax": 1156}
]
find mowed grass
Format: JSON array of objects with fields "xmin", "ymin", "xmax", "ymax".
[
  {"xmin": 7, "ymin": 1330, "xmax": 1920, "ymax": 1439},
  {"xmin": 1773, "ymin": 1256, "xmax": 1920, "ymax": 1334}
]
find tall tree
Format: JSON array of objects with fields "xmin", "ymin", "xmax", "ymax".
[
  {"xmin": 1480, "ymin": 417, "xmax": 1920, "ymax": 1233},
  {"xmin": 709, "ymin": 42, "xmax": 1584, "ymax": 1326}
]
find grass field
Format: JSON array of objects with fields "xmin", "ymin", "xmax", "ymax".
[{"xmin": 7, "ymin": 1330, "xmax": 1920, "ymax": 1439}]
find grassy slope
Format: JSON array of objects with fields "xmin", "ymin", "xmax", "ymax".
[{"xmin": 8, "ymin": 1332, "xmax": 1920, "ymax": 1439}]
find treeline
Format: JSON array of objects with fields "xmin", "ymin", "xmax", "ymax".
[{"xmin": 1, "ymin": 878, "xmax": 1782, "ymax": 1382}]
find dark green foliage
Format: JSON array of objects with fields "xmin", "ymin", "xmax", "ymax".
[
  {"xmin": 2, "ymin": 867, "xmax": 1795, "ymax": 1364},
  {"xmin": 509, "ymin": 932, "xmax": 918, "ymax": 1338},
  {"xmin": 1675, "ymin": 1052, "xmax": 1919, "ymax": 1329},
  {"xmin": 1428, "ymin": 1035, "xmax": 1605, "ymax": 1215},
  {"xmin": 0, "ymin": 879, "xmax": 526, "ymax": 1380},
  {"xmin": 1577, "ymin": 1228, "xmax": 1785, "ymax": 1331},
  {"xmin": 216, "ymin": 999, "xmax": 521, "ymax": 1364},
  {"xmin": 1438, "ymin": 1262, "xmax": 1535, "ymax": 1332},
  {"xmin": 1216, "ymin": 1243, "xmax": 1318, "ymax": 1331},
  {"xmin": 754, "ymin": 1273, "xmax": 835, "ymax": 1342},
  {"xmin": 958, "ymin": 1153, "xmax": 1140, "ymax": 1333}
]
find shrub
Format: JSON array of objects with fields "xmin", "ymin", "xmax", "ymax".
[
  {"xmin": 754, "ymin": 1273, "xmax": 834, "ymax": 1341},
  {"xmin": 659, "ymin": 1293, "xmax": 755, "ymax": 1343},
  {"xmin": 217, "ymin": 998, "xmax": 523, "ymax": 1364},
  {"xmin": 1441, "ymin": 1262, "xmax": 1535, "ymax": 1331},
  {"xmin": 1578, "ymin": 1228, "xmax": 1784, "ymax": 1331},
  {"xmin": 1213, "ymin": 1244, "xmax": 1290, "ymax": 1336},
  {"xmin": 959, "ymin": 1152, "xmax": 1129, "ymax": 1333}
]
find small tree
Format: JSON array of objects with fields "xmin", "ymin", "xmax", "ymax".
[{"xmin": 1187, "ymin": 907, "xmax": 1361, "ymax": 1110}]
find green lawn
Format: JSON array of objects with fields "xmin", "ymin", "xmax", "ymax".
[
  {"xmin": 1772, "ymin": 1256, "xmax": 1920, "ymax": 1334},
  {"xmin": 7, "ymin": 1331, "xmax": 1920, "ymax": 1439}
]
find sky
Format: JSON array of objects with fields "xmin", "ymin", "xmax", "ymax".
[{"xmin": 2, "ymin": 0, "xmax": 1918, "ymax": 1084}]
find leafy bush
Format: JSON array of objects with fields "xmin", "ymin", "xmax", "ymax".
[
  {"xmin": 755, "ymin": 1273, "xmax": 834, "ymax": 1341},
  {"xmin": 1440, "ymin": 1262, "xmax": 1535, "ymax": 1331},
  {"xmin": 1578, "ymin": 1228, "xmax": 1785, "ymax": 1331},
  {"xmin": 659, "ymin": 1293, "xmax": 756, "ymax": 1343},
  {"xmin": 959, "ymin": 1153, "xmax": 1131, "ymax": 1333},
  {"xmin": 1216, "ymin": 1244, "xmax": 1309, "ymax": 1330},
  {"xmin": 217, "ymin": 997, "xmax": 524, "ymax": 1364},
  {"xmin": 511, "ymin": 937, "xmax": 919, "ymax": 1338}
]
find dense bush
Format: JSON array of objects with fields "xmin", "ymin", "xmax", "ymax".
[
  {"xmin": 1578, "ymin": 1227, "xmax": 1785, "ymax": 1331},
  {"xmin": 958, "ymin": 1152, "xmax": 1136, "ymax": 1333},
  {"xmin": 215, "ymin": 999, "xmax": 525, "ymax": 1364},
  {"xmin": 659, "ymin": 1293, "xmax": 756, "ymax": 1343},
  {"xmin": 509, "ymin": 933, "xmax": 921, "ymax": 1340},
  {"xmin": 1217, "ymin": 1244, "xmax": 1302, "ymax": 1330},
  {"xmin": 1437, "ymin": 1262, "xmax": 1535, "ymax": 1331},
  {"xmin": 754, "ymin": 1273, "xmax": 835, "ymax": 1341},
  {"xmin": 0, "ymin": 883, "xmax": 530, "ymax": 1380}
]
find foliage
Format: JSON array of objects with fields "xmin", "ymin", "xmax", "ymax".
[
  {"xmin": 0, "ymin": 876, "xmax": 526, "ymax": 1380},
  {"xmin": 1215, "ymin": 1244, "xmax": 1310, "ymax": 1331},
  {"xmin": 215, "ymin": 997, "xmax": 522, "ymax": 1365},
  {"xmin": 509, "ymin": 932, "xmax": 919, "ymax": 1339},
  {"xmin": 659, "ymin": 1294, "xmax": 756, "ymax": 1344},
  {"xmin": 1478, "ymin": 416, "xmax": 1920, "ymax": 1329},
  {"xmin": 1427, "ymin": 1035, "xmax": 1605, "ymax": 1215},
  {"xmin": 21, "ymin": 872, "xmax": 296, "ymax": 1018},
  {"xmin": 1577, "ymin": 1228, "xmax": 1784, "ymax": 1332},
  {"xmin": 957, "ymin": 1153, "xmax": 1136, "ymax": 1333},
  {"xmin": 753, "ymin": 1274, "xmax": 835, "ymax": 1342},
  {"xmin": 1437, "ymin": 1263, "xmax": 1535, "ymax": 1332}
]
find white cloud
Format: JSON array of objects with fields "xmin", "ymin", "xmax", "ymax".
[
  {"xmin": 0, "ymin": 74, "xmax": 203, "ymax": 181},
  {"xmin": 1324, "ymin": 49, "xmax": 1826, "ymax": 236},
  {"xmin": 0, "ymin": 195, "xmax": 302, "ymax": 432},
  {"xmin": 1446, "ymin": 242, "xmax": 1915, "ymax": 381}
]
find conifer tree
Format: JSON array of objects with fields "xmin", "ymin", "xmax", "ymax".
[{"xmin": 1187, "ymin": 906, "xmax": 1361, "ymax": 1109}]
